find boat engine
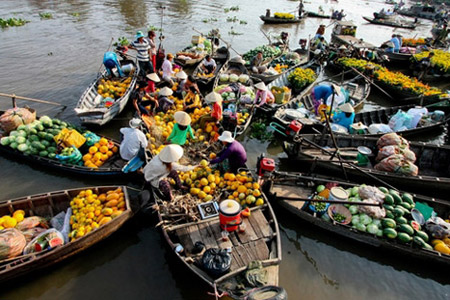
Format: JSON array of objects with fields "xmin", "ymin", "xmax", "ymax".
[
  {"xmin": 287, "ymin": 120, "xmax": 302, "ymax": 137},
  {"xmin": 256, "ymin": 154, "xmax": 276, "ymax": 177}
]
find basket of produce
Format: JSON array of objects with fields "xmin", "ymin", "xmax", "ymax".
[
  {"xmin": 308, "ymin": 196, "xmax": 329, "ymax": 217},
  {"xmin": 328, "ymin": 204, "xmax": 352, "ymax": 225},
  {"xmin": 271, "ymin": 86, "xmax": 285, "ymax": 104}
]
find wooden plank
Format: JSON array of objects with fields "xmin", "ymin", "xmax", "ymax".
[
  {"xmin": 250, "ymin": 210, "xmax": 273, "ymax": 239},
  {"xmin": 209, "ymin": 219, "xmax": 233, "ymax": 249},
  {"xmin": 198, "ymin": 222, "xmax": 219, "ymax": 250},
  {"xmin": 248, "ymin": 239, "xmax": 270, "ymax": 261},
  {"xmin": 230, "ymin": 250, "xmax": 244, "ymax": 271},
  {"xmin": 186, "ymin": 224, "xmax": 203, "ymax": 254},
  {"xmin": 233, "ymin": 244, "xmax": 253, "ymax": 267},
  {"xmin": 236, "ymin": 217, "xmax": 259, "ymax": 244},
  {"xmin": 271, "ymin": 185, "xmax": 309, "ymax": 199},
  {"xmin": 229, "ymin": 231, "xmax": 240, "ymax": 246},
  {"xmin": 176, "ymin": 227, "xmax": 195, "ymax": 255}
]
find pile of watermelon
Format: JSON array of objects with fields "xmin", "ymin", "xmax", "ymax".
[{"xmin": 0, "ymin": 116, "xmax": 74, "ymax": 159}]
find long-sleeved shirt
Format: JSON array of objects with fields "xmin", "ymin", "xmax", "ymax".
[
  {"xmin": 390, "ymin": 37, "xmax": 400, "ymax": 52},
  {"xmin": 211, "ymin": 101, "xmax": 222, "ymax": 121},
  {"xmin": 332, "ymin": 111, "xmax": 355, "ymax": 130},
  {"xmin": 210, "ymin": 141, "xmax": 247, "ymax": 172},
  {"xmin": 144, "ymin": 155, "xmax": 195, "ymax": 188},
  {"xmin": 103, "ymin": 52, "xmax": 125, "ymax": 77},
  {"xmin": 167, "ymin": 123, "xmax": 195, "ymax": 145},
  {"xmin": 131, "ymin": 39, "xmax": 151, "ymax": 62},
  {"xmin": 119, "ymin": 127, "xmax": 148, "ymax": 161},
  {"xmin": 162, "ymin": 59, "xmax": 174, "ymax": 79},
  {"xmin": 312, "ymin": 85, "xmax": 333, "ymax": 101},
  {"xmin": 157, "ymin": 96, "xmax": 174, "ymax": 113},
  {"xmin": 254, "ymin": 89, "xmax": 274, "ymax": 107},
  {"xmin": 184, "ymin": 91, "xmax": 201, "ymax": 109}
]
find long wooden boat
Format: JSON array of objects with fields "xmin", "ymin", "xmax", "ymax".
[
  {"xmin": 377, "ymin": 50, "xmax": 414, "ymax": 65},
  {"xmin": 257, "ymin": 60, "xmax": 323, "ymax": 116},
  {"xmin": 192, "ymin": 47, "xmax": 230, "ymax": 92},
  {"xmin": 152, "ymin": 175, "xmax": 283, "ymax": 298},
  {"xmin": 398, "ymin": 4, "xmax": 438, "ymax": 20},
  {"xmin": 272, "ymin": 75, "xmax": 370, "ymax": 128},
  {"xmin": 0, "ymin": 186, "xmax": 135, "ymax": 283},
  {"xmin": 260, "ymin": 15, "xmax": 303, "ymax": 24},
  {"xmin": 306, "ymin": 11, "xmax": 331, "ymax": 19},
  {"xmin": 74, "ymin": 59, "xmax": 138, "ymax": 126},
  {"xmin": 283, "ymin": 134, "xmax": 450, "ymax": 197},
  {"xmin": 362, "ymin": 16, "xmax": 416, "ymax": 29},
  {"xmin": 262, "ymin": 173, "xmax": 450, "ymax": 266}
]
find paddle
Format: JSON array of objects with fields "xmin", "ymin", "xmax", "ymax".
[
  {"xmin": 0, "ymin": 92, "xmax": 66, "ymax": 108},
  {"xmin": 274, "ymin": 195, "xmax": 383, "ymax": 207},
  {"xmin": 348, "ymin": 66, "xmax": 395, "ymax": 101}
]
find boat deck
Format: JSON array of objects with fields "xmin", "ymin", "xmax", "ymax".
[{"xmin": 176, "ymin": 208, "xmax": 273, "ymax": 272}]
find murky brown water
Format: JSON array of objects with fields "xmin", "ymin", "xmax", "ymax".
[{"xmin": 0, "ymin": 0, "xmax": 449, "ymax": 299}]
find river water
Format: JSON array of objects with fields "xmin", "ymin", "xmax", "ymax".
[{"xmin": 0, "ymin": 0, "xmax": 449, "ymax": 299}]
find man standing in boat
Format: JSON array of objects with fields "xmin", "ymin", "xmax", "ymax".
[{"xmin": 129, "ymin": 31, "xmax": 154, "ymax": 79}]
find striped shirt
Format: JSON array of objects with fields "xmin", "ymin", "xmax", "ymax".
[{"xmin": 131, "ymin": 39, "xmax": 150, "ymax": 62}]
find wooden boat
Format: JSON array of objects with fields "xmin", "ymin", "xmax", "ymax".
[
  {"xmin": 331, "ymin": 21, "xmax": 376, "ymax": 49},
  {"xmin": 362, "ymin": 16, "xmax": 416, "ymax": 29},
  {"xmin": 282, "ymin": 134, "xmax": 450, "ymax": 197},
  {"xmin": 213, "ymin": 59, "xmax": 252, "ymax": 90},
  {"xmin": 257, "ymin": 60, "xmax": 323, "ymax": 116},
  {"xmin": 398, "ymin": 4, "xmax": 438, "ymax": 20},
  {"xmin": 260, "ymin": 15, "xmax": 303, "ymax": 24},
  {"xmin": 192, "ymin": 47, "xmax": 230, "ymax": 91},
  {"xmin": 74, "ymin": 59, "xmax": 138, "ymax": 126},
  {"xmin": 262, "ymin": 173, "xmax": 450, "ymax": 266},
  {"xmin": 152, "ymin": 179, "xmax": 283, "ymax": 298},
  {"xmin": 377, "ymin": 50, "xmax": 413, "ymax": 65},
  {"xmin": 272, "ymin": 75, "xmax": 370, "ymax": 128},
  {"xmin": 306, "ymin": 11, "xmax": 331, "ymax": 19},
  {"xmin": 0, "ymin": 186, "xmax": 135, "ymax": 283}
]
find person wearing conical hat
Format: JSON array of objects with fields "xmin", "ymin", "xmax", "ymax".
[
  {"xmin": 166, "ymin": 111, "xmax": 195, "ymax": 146},
  {"xmin": 119, "ymin": 118, "xmax": 148, "ymax": 161},
  {"xmin": 331, "ymin": 102, "xmax": 355, "ymax": 131},
  {"xmin": 143, "ymin": 144, "xmax": 198, "ymax": 200},
  {"xmin": 133, "ymin": 80, "xmax": 158, "ymax": 116},
  {"xmin": 254, "ymin": 82, "xmax": 275, "ymax": 107},
  {"xmin": 209, "ymin": 131, "xmax": 247, "ymax": 173},
  {"xmin": 145, "ymin": 72, "xmax": 160, "ymax": 94},
  {"xmin": 173, "ymin": 70, "xmax": 188, "ymax": 98},
  {"xmin": 199, "ymin": 92, "xmax": 223, "ymax": 129},
  {"xmin": 156, "ymin": 86, "xmax": 175, "ymax": 113}
]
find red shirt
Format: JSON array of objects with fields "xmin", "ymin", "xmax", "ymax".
[
  {"xmin": 145, "ymin": 80, "xmax": 155, "ymax": 93},
  {"xmin": 212, "ymin": 102, "xmax": 222, "ymax": 121}
]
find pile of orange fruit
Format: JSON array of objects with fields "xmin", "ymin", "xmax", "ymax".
[
  {"xmin": 82, "ymin": 137, "xmax": 118, "ymax": 168},
  {"xmin": 69, "ymin": 188, "xmax": 126, "ymax": 241},
  {"xmin": 223, "ymin": 171, "xmax": 264, "ymax": 207},
  {"xmin": 97, "ymin": 77, "xmax": 132, "ymax": 100}
]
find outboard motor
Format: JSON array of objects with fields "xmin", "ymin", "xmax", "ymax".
[{"xmin": 256, "ymin": 154, "xmax": 276, "ymax": 177}]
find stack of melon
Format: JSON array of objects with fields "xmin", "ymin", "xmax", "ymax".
[{"xmin": 0, "ymin": 116, "xmax": 72, "ymax": 159}]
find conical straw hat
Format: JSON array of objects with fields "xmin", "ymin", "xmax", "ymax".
[
  {"xmin": 174, "ymin": 111, "xmax": 191, "ymax": 126},
  {"xmin": 159, "ymin": 144, "xmax": 184, "ymax": 163}
]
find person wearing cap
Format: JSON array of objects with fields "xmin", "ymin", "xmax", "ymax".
[
  {"xmin": 145, "ymin": 73, "xmax": 160, "ymax": 94},
  {"xmin": 156, "ymin": 87, "xmax": 175, "ymax": 113},
  {"xmin": 103, "ymin": 51, "xmax": 125, "ymax": 78},
  {"xmin": 332, "ymin": 102, "xmax": 355, "ymax": 130},
  {"xmin": 200, "ymin": 55, "xmax": 217, "ymax": 74},
  {"xmin": 250, "ymin": 51, "xmax": 266, "ymax": 74},
  {"xmin": 311, "ymin": 84, "xmax": 339, "ymax": 115},
  {"xmin": 129, "ymin": 31, "xmax": 154, "ymax": 78},
  {"xmin": 183, "ymin": 86, "xmax": 201, "ymax": 112},
  {"xmin": 143, "ymin": 144, "xmax": 197, "ymax": 201},
  {"xmin": 199, "ymin": 92, "xmax": 223, "ymax": 129},
  {"xmin": 166, "ymin": 111, "xmax": 195, "ymax": 145},
  {"xmin": 254, "ymin": 82, "xmax": 274, "ymax": 107},
  {"xmin": 173, "ymin": 70, "xmax": 188, "ymax": 98},
  {"xmin": 133, "ymin": 81, "xmax": 158, "ymax": 116},
  {"xmin": 161, "ymin": 53, "xmax": 175, "ymax": 86},
  {"xmin": 210, "ymin": 131, "xmax": 247, "ymax": 173},
  {"xmin": 119, "ymin": 118, "xmax": 148, "ymax": 161}
]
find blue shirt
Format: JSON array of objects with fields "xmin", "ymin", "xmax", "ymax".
[
  {"xmin": 390, "ymin": 37, "xmax": 400, "ymax": 52},
  {"xmin": 313, "ymin": 85, "xmax": 333, "ymax": 101},
  {"xmin": 332, "ymin": 111, "xmax": 355, "ymax": 130},
  {"xmin": 103, "ymin": 52, "xmax": 124, "ymax": 77}
]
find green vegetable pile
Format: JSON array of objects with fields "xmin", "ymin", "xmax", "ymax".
[
  {"xmin": 332, "ymin": 212, "xmax": 346, "ymax": 223},
  {"xmin": 249, "ymin": 121, "xmax": 273, "ymax": 142},
  {"xmin": 0, "ymin": 17, "xmax": 30, "ymax": 28},
  {"xmin": 310, "ymin": 196, "xmax": 327, "ymax": 212},
  {"xmin": 242, "ymin": 45, "xmax": 282, "ymax": 63},
  {"xmin": 113, "ymin": 37, "xmax": 130, "ymax": 47}
]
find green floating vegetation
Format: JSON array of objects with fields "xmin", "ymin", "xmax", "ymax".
[
  {"xmin": 202, "ymin": 18, "xmax": 218, "ymax": 23},
  {"xmin": 0, "ymin": 17, "xmax": 30, "ymax": 28},
  {"xmin": 224, "ymin": 6, "xmax": 239, "ymax": 13},
  {"xmin": 70, "ymin": 12, "xmax": 80, "ymax": 17},
  {"xmin": 228, "ymin": 30, "xmax": 243, "ymax": 36},
  {"xmin": 147, "ymin": 25, "xmax": 162, "ymax": 32},
  {"xmin": 249, "ymin": 121, "xmax": 273, "ymax": 141},
  {"xmin": 113, "ymin": 36, "xmax": 130, "ymax": 47},
  {"xmin": 39, "ymin": 12, "xmax": 53, "ymax": 19}
]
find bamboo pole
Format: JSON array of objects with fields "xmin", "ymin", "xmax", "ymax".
[{"xmin": 0, "ymin": 92, "xmax": 66, "ymax": 107}]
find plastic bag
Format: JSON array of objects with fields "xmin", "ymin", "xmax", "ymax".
[
  {"xmin": 376, "ymin": 133, "xmax": 409, "ymax": 149},
  {"xmin": 84, "ymin": 132, "xmax": 101, "ymax": 147},
  {"xmin": 376, "ymin": 145, "xmax": 400, "ymax": 161},
  {"xmin": 368, "ymin": 124, "xmax": 392, "ymax": 135},
  {"xmin": 201, "ymin": 248, "xmax": 231, "ymax": 278},
  {"xmin": 21, "ymin": 227, "xmax": 47, "ymax": 243},
  {"xmin": 358, "ymin": 186, "xmax": 385, "ymax": 204},
  {"xmin": 388, "ymin": 110, "xmax": 412, "ymax": 131},
  {"xmin": 357, "ymin": 199, "xmax": 386, "ymax": 219},
  {"xmin": 56, "ymin": 146, "xmax": 82, "ymax": 165},
  {"xmin": 0, "ymin": 228, "xmax": 27, "ymax": 260},
  {"xmin": 425, "ymin": 216, "xmax": 450, "ymax": 239},
  {"xmin": 402, "ymin": 148, "xmax": 416, "ymax": 163},
  {"xmin": 23, "ymin": 229, "xmax": 65, "ymax": 255},
  {"xmin": 374, "ymin": 154, "xmax": 404, "ymax": 173},
  {"xmin": 407, "ymin": 107, "xmax": 427, "ymax": 128},
  {"xmin": 54, "ymin": 128, "xmax": 86, "ymax": 149},
  {"xmin": 16, "ymin": 216, "xmax": 49, "ymax": 231},
  {"xmin": 0, "ymin": 107, "xmax": 36, "ymax": 133},
  {"xmin": 397, "ymin": 161, "xmax": 419, "ymax": 176}
]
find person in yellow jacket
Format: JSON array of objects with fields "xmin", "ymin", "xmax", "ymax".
[{"xmin": 183, "ymin": 86, "xmax": 201, "ymax": 112}]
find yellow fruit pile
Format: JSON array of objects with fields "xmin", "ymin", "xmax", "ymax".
[
  {"xmin": 273, "ymin": 64, "xmax": 289, "ymax": 74},
  {"xmin": 274, "ymin": 12, "xmax": 294, "ymax": 19},
  {"xmin": 82, "ymin": 138, "xmax": 118, "ymax": 168},
  {"xmin": 69, "ymin": 188, "xmax": 125, "ymax": 241},
  {"xmin": 223, "ymin": 172, "xmax": 265, "ymax": 207},
  {"xmin": 180, "ymin": 161, "xmax": 223, "ymax": 202},
  {"xmin": 432, "ymin": 238, "xmax": 450, "ymax": 255},
  {"xmin": 97, "ymin": 77, "xmax": 132, "ymax": 100},
  {"xmin": 236, "ymin": 112, "xmax": 250, "ymax": 125},
  {"xmin": 413, "ymin": 49, "xmax": 450, "ymax": 74},
  {"xmin": 197, "ymin": 72, "xmax": 215, "ymax": 78},
  {"xmin": 0, "ymin": 210, "xmax": 25, "ymax": 230}
]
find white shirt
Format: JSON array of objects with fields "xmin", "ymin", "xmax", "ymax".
[
  {"xmin": 203, "ymin": 58, "xmax": 217, "ymax": 68},
  {"xmin": 144, "ymin": 155, "xmax": 195, "ymax": 188},
  {"xmin": 162, "ymin": 59, "xmax": 174, "ymax": 78},
  {"xmin": 119, "ymin": 127, "xmax": 148, "ymax": 161}
]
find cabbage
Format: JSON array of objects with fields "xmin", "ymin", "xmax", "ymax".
[
  {"xmin": 1, "ymin": 137, "xmax": 10, "ymax": 146},
  {"xmin": 9, "ymin": 130, "xmax": 19, "ymax": 137},
  {"xmin": 356, "ymin": 223, "xmax": 366, "ymax": 232},
  {"xmin": 17, "ymin": 143, "xmax": 28, "ymax": 152},
  {"xmin": 239, "ymin": 74, "xmax": 249, "ymax": 84},
  {"xmin": 15, "ymin": 136, "xmax": 26, "ymax": 144},
  {"xmin": 10, "ymin": 142, "xmax": 18, "ymax": 149},
  {"xmin": 229, "ymin": 74, "xmax": 239, "ymax": 83},
  {"xmin": 229, "ymin": 92, "xmax": 236, "ymax": 99},
  {"xmin": 366, "ymin": 223, "xmax": 379, "ymax": 234},
  {"xmin": 8, "ymin": 135, "xmax": 16, "ymax": 142},
  {"xmin": 351, "ymin": 215, "xmax": 360, "ymax": 225},
  {"xmin": 349, "ymin": 205, "xmax": 358, "ymax": 215},
  {"xmin": 359, "ymin": 213, "xmax": 372, "ymax": 225},
  {"xmin": 220, "ymin": 74, "xmax": 229, "ymax": 82},
  {"xmin": 371, "ymin": 219, "xmax": 381, "ymax": 227},
  {"xmin": 376, "ymin": 229, "xmax": 383, "ymax": 237},
  {"xmin": 17, "ymin": 130, "xmax": 27, "ymax": 137}
]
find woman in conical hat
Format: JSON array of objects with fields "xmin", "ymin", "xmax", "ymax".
[
  {"xmin": 331, "ymin": 102, "xmax": 355, "ymax": 131},
  {"xmin": 166, "ymin": 111, "xmax": 196, "ymax": 146}
]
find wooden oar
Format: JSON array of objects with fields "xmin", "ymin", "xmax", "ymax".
[
  {"xmin": 0, "ymin": 92, "xmax": 66, "ymax": 108},
  {"xmin": 274, "ymin": 195, "xmax": 383, "ymax": 207},
  {"xmin": 349, "ymin": 66, "xmax": 395, "ymax": 100}
]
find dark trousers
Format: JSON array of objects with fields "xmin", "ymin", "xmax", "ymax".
[{"xmin": 138, "ymin": 60, "xmax": 154, "ymax": 78}]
